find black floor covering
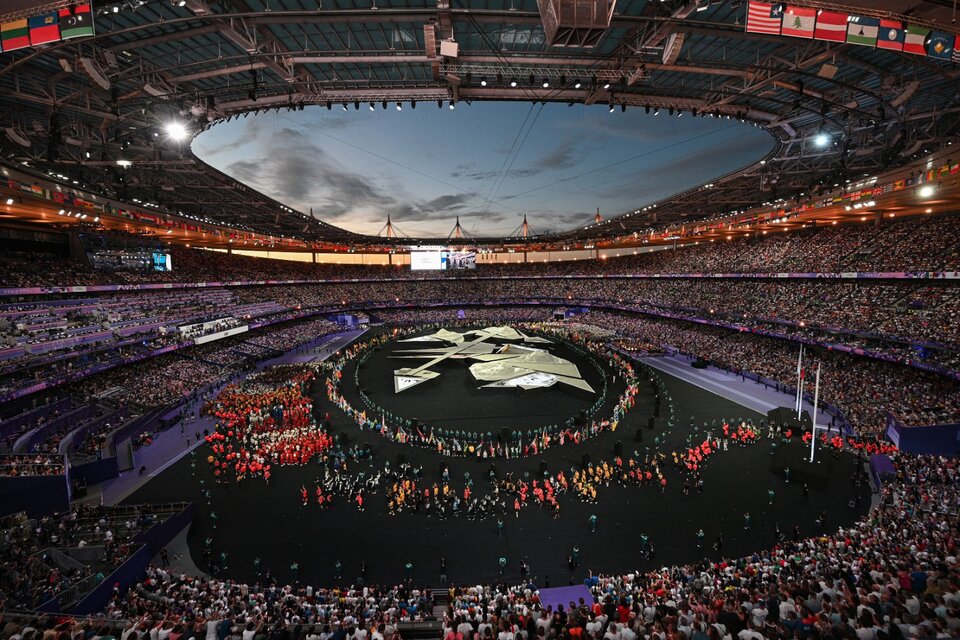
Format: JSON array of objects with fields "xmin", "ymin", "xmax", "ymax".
[
  {"xmin": 123, "ymin": 341, "xmax": 872, "ymax": 588},
  {"xmin": 356, "ymin": 329, "xmax": 608, "ymax": 433}
]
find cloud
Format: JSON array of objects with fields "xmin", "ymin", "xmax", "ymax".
[
  {"xmin": 385, "ymin": 193, "xmax": 478, "ymax": 222},
  {"xmin": 459, "ymin": 209, "xmax": 507, "ymax": 224},
  {"xmin": 192, "ymin": 118, "xmax": 263, "ymax": 157},
  {"xmin": 224, "ymin": 129, "xmax": 399, "ymax": 221},
  {"xmin": 533, "ymin": 141, "xmax": 578, "ymax": 170},
  {"xmin": 459, "ymin": 168, "xmax": 543, "ymax": 181}
]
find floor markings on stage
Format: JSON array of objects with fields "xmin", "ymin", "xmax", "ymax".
[
  {"xmin": 149, "ymin": 436, "xmax": 207, "ymax": 478},
  {"xmin": 640, "ymin": 356, "xmax": 781, "ymax": 413}
]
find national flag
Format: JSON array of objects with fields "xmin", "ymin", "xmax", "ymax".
[
  {"xmin": 846, "ymin": 16, "xmax": 879, "ymax": 47},
  {"xmin": 903, "ymin": 24, "xmax": 930, "ymax": 55},
  {"xmin": 28, "ymin": 12, "xmax": 59, "ymax": 46},
  {"xmin": 814, "ymin": 10, "xmax": 847, "ymax": 42},
  {"xmin": 1, "ymin": 19, "xmax": 30, "ymax": 52},
  {"xmin": 781, "ymin": 6, "xmax": 816, "ymax": 38},
  {"xmin": 877, "ymin": 19, "xmax": 904, "ymax": 51},
  {"xmin": 746, "ymin": 2, "xmax": 782, "ymax": 35},
  {"xmin": 925, "ymin": 30, "xmax": 954, "ymax": 60},
  {"xmin": 58, "ymin": 4, "xmax": 94, "ymax": 40}
]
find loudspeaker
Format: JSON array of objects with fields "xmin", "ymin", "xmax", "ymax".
[
  {"xmin": 647, "ymin": 416, "xmax": 655, "ymax": 429},
  {"xmin": 499, "ymin": 428, "xmax": 510, "ymax": 443},
  {"xmin": 539, "ymin": 461, "xmax": 548, "ymax": 476},
  {"xmin": 613, "ymin": 440, "xmax": 623, "ymax": 456},
  {"xmin": 580, "ymin": 453, "xmax": 591, "ymax": 469},
  {"xmin": 634, "ymin": 428, "xmax": 644, "ymax": 442}
]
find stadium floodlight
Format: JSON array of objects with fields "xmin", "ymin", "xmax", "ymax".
[
  {"xmin": 814, "ymin": 132, "xmax": 830, "ymax": 147},
  {"xmin": 396, "ymin": 102, "xmax": 402, "ymax": 110},
  {"xmin": 608, "ymin": 104, "xmax": 615, "ymax": 113},
  {"xmin": 480, "ymin": 77, "xmax": 487, "ymax": 86},
  {"xmin": 5, "ymin": 198, "xmax": 13, "ymax": 205},
  {"xmin": 919, "ymin": 185, "xmax": 935, "ymax": 198},
  {"xmin": 603, "ymin": 82, "xmax": 610, "ymax": 90},
  {"xmin": 542, "ymin": 80, "xmax": 549, "ymax": 88},
  {"xmin": 574, "ymin": 80, "xmax": 582, "ymax": 89},
  {"xmin": 510, "ymin": 78, "xmax": 517, "ymax": 87},
  {"xmin": 449, "ymin": 101, "xmax": 455, "ymax": 110},
  {"xmin": 116, "ymin": 159, "xmax": 132, "ymax": 168},
  {"xmin": 165, "ymin": 121, "xmax": 189, "ymax": 141},
  {"xmin": 369, "ymin": 102, "xmax": 375, "ymax": 111}
]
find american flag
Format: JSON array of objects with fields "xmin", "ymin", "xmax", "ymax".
[{"xmin": 746, "ymin": 1, "xmax": 782, "ymax": 35}]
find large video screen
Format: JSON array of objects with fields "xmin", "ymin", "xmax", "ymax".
[
  {"xmin": 410, "ymin": 250, "xmax": 476, "ymax": 270},
  {"xmin": 88, "ymin": 249, "xmax": 172, "ymax": 272},
  {"xmin": 152, "ymin": 252, "xmax": 172, "ymax": 272},
  {"xmin": 410, "ymin": 251, "xmax": 443, "ymax": 271},
  {"xmin": 443, "ymin": 251, "xmax": 476, "ymax": 270}
]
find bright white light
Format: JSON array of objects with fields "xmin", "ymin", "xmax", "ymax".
[
  {"xmin": 814, "ymin": 133, "xmax": 830, "ymax": 147},
  {"xmin": 449, "ymin": 102, "xmax": 455, "ymax": 110},
  {"xmin": 165, "ymin": 121, "xmax": 189, "ymax": 141},
  {"xmin": 4, "ymin": 198, "xmax": 12, "ymax": 205},
  {"xmin": 574, "ymin": 81, "xmax": 581, "ymax": 88},
  {"xmin": 919, "ymin": 185, "xmax": 935, "ymax": 198},
  {"xmin": 116, "ymin": 159, "xmax": 132, "ymax": 168},
  {"xmin": 542, "ymin": 81, "xmax": 549, "ymax": 88}
]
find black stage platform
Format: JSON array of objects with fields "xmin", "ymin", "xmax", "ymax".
[
  {"xmin": 355, "ymin": 328, "xmax": 609, "ymax": 433},
  {"xmin": 768, "ymin": 446, "xmax": 831, "ymax": 487},
  {"xmin": 124, "ymin": 332, "xmax": 872, "ymax": 587}
]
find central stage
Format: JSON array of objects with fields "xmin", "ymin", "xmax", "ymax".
[{"xmin": 351, "ymin": 327, "xmax": 610, "ymax": 434}]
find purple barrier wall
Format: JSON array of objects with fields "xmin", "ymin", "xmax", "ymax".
[
  {"xmin": 70, "ymin": 504, "xmax": 194, "ymax": 615},
  {"xmin": 68, "ymin": 544, "xmax": 151, "ymax": 616},
  {"xmin": 60, "ymin": 408, "xmax": 128, "ymax": 455},
  {"xmin": 885, "ymin": 412, "xmax": 960, "ymax": 456},
  {"xmin": 109, "ymin": 409, "xmax": 164, "ymax": 450},
  {"xmin": 0, "ymin": 474, "xmax": 69, "ymax": 518},
  {"xmin": 538, "ymin": 585, "xmax": 593, "ymax": 612},
  {"xmin": 869, "ymin": 454, "xmax": 896, "ymax": 488},
  {"xmin": 70, "ymin": 456, "xmax": 119, "ymax": 487},
  {"xmin": 16, "ymin": 404, "xmax": 95, "ymax": 453},
  {"xmin": 0, "ymin": 398, "xmax": 71, "ymax": 440}
]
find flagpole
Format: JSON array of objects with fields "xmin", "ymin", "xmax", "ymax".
[
  {"xmin": 809, "ymin": 362, "xmax": 821, "ymax": 464},
  {"xmin": 795, "ymin": 345, "xmax": 804, "ymax": 417}
]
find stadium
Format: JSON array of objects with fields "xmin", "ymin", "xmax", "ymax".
[{"xmin": 0, "ymin": 0, "xmax": 959, "ymax": 638}]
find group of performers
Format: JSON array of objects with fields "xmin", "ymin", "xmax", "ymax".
[
  {"xmin": 200, "ymin": 367, "xmax": 335, "ymax": 483},
  {"xmin": 320, "ymin": 325, "xmax": 642, "ymax": 460},
  {"xmin": 196, "ymin": 332, "xmax": 895, "ymax": 526}
]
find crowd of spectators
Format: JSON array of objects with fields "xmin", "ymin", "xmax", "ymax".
[
  {"xmin": 0, "ymin": 454, "xmax": 64, "ymax": 477},
  {"xmin": 579, "ymin": 311, "xmax": 960, "ymax": 434},
  {"xmin": 0, "ymin": 505, "xmax": 170, "ymax": 610},
  {"xmin": 0, "ymin": 214, "xmax": 958, "ymax": 291},
  {"xmin": 0, "ymin": 452, "xmax": 956, "ymax": 639},
  {"xmin": 0, "ymin": 315, "xmax": 345, "ymax": 463}
]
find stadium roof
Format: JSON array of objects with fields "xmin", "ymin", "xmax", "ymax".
[{"xmin": 0, "ymin": 0, "xmax": 958, "ymax": 243}]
